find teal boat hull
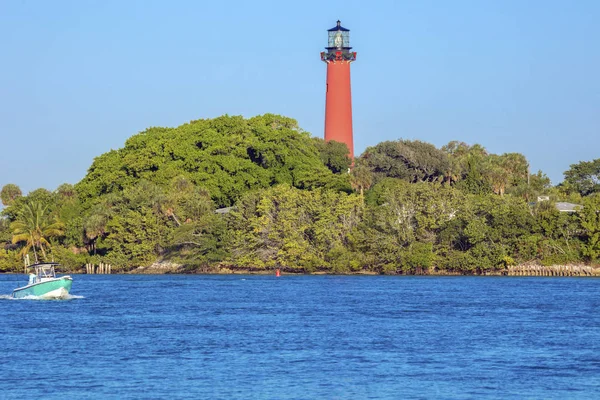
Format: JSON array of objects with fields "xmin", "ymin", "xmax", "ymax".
[{"xmin": 12, "ymin": 277, "xmax": 73, "ymax": 299}]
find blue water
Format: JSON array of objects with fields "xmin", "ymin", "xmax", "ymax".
[{"xmin": 1, "ymin": 275, "xmax": 599, "ymax": 399}]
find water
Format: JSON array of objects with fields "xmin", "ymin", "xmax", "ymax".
[{"xmin": 1, "ymin": 275, "xmax": 599, "ymax": 399}]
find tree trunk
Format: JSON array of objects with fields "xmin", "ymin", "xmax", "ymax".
[
  {"xmin": 39, "ymin": 242, "xmax": 47, "ymax": 259},
  {"xmin": 31, "ymin": 236, "xmax": 38, "ymax": 263}
]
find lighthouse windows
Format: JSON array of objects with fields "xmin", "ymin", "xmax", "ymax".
[
  {"xmin": 327, "ymin": 28, "xmax": 350, "ymax": 50},
  {"xmin": 334, "ymin": 32, "xmax": 343, "ymax": 48}
]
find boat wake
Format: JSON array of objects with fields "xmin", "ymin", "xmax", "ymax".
[{"xmin": 0, "ymin": 294, "xmax": 84, "ymax": 301}]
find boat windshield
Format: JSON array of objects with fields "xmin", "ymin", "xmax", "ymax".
[{"xmin": 35, "ymin": 265, "xmax": 56, "ymax": 280}]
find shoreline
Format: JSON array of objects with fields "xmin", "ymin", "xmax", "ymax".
[
  {"xmin": 4, "ymin": 264, "xmax": 599, "ymax": 277},
  {"xmin": 121, "ymin": 262, "xmax": 600, "ymax": 277}
]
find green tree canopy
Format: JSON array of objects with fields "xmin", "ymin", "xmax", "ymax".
[
  {"xmin": 76, "ymin": 114, "xmax": 343, "ymax": 208},
  {"xmin": 579, "ymin": 194, "xmax": 600, "ymax": 261},
  {"xmin": 1, "ymin": 184, "xmax": 22, "ymax": 206},
  {"xmin": 227, "ymin": 185, "xmax": 364, "ymax": 273},
  {"xmin": 312, "ymin": 138, "xmax": 352, "ymax": 174},
  {"xmin": 359, "ymin": 140, "xmax": 450, "ymax": 184},
  {"xmin": 563, "ymin": 158, "xmax": 600, "ymax": 197},
  {"xmin": 0, "ymin": 113, "xmax": 594, "ymax": 274},
  {"xmin": 10, "ymin": 200, "xmax": 65, "ymax": 262}
]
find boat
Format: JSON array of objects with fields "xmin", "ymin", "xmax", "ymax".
[{"xmin": 12, "ymin": 262, "xmax": 73, "ymax": 299}]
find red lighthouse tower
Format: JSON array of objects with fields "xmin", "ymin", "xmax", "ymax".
[{"xmin": 321, "ymin": 20, "xmax": 357, "ymax": 159}]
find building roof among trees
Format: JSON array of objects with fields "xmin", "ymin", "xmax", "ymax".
[{"xmin": 555, "ymin": 202, "xmax": 582, "ymax": 212}]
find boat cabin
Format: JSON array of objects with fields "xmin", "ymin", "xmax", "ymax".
[{"xmin": 28, "ymin": 263, "xmax": 59, "ymax": 285}]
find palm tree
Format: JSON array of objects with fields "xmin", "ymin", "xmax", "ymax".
[
  {"xmin": 484, "ymin": 156, "xmax": 510, "ymax": 196},
  {"xmin": 501, "ymin": 152, "xmax": 529, "ymax": 186},
  {"xmin": 83, "ymin": 213, "xmax": 108, "ymax": 255},
  {"xmin": 441, "ymin": 141, "xmax": 469, "ymax": 184},
  {"xmin": 350, "ymin": 164, "xmax": 373, "ymax": 200},
  {"xmin": 10, "ymin": 201, "xmax": 65, "ymax": 263}
]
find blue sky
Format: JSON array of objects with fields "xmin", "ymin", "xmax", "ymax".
[{"xmin": 1, "ymin": 0, "xmax": 598, "ymax": 194}]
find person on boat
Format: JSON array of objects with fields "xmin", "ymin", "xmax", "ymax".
[{"xmin": 28, "ymin": 273, "xmax": 36, "ymax": 285}]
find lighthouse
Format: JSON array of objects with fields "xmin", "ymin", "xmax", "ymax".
[{"xmin": 321, "ymin": 20, "xmax": 357, "ymax": 159}]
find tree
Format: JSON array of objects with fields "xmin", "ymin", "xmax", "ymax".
[
  {"xmin": 10, "ymin": 201, "xmax": 65, "ymax": 262},
  {"xmin": 349, "ymin": 164, "xmax": 373, "ymax": 199},
  {"xmin": 312, "ymin": 138, "xmax": 352, "ymax": 174},
  {"xmin": 508, "ymin": 170, "xmax": 552, "ymax": 201},
  {"xmin": 563, "ymin": 159, "xmax": 600, "ymax": 197},
  {"xmin": 367, "ymin": 179, "xmax": 464, "ymax": 246},
  {"xmin": 579, "ymin": 194, "xmax": 600, "ymax": 261},
  {"xmin": 501, "ymin": 153, "xmax": 529, "ymax": 187},
  {"xmin": 441, "ymin": 141, "xmax": 471, "ymax": 184},
  {"xmin": 485, "ymin": 155, "xmax": 511, "ymax": 196},
  {"xmin": 533, "ymin": 200, "xmax": 582, "ymax": 264},
  {"xmin": 83, "ymin": 213, "xmax": 108, "ymax": 255},
  {"xmin": 75, "ymin": 114, "xmax": 343, "ymax": 209},
  {"xmin": 1, "ymin": 184, "xmax": 22, "ymax": 206},
  {"xmin": 228, "ymin": 185, "xmax": 363, "ymax": 272},
  {"xmin": 483, "ymin": 153, "xmax": 529, "ymax": 196},
  {"xmin": 453, "ymin": 144, "xmax": 490, "ymax": 194},
  {"xmin": 56, "ymin": 183, "xmax": 77, "ymax": 200},
  {"xmin": 167, "ymin": 213, "xmax": 229, "ymax": 269},
  {"xmin": 358, "ymin": 140, "xmax": 449, "ymax": 184}
]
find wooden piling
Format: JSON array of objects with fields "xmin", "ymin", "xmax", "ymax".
[
  {"xmin": 84, "ymin": 263, "xmax": 112, "ymax": 274},
  {"xmin": 507, "ymin": 264, "xmax": 600, "ymax": 277}
]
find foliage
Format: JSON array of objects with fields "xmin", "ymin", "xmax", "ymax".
[
  {"xmin": 349, "ymin": 163, "xmax": 373, "ymax": 198},
  {"xmin": 359, "ymin": 140, "xmax": 449, "ymax": 184},
  {"xmin": 1, "ymin": 184, "xmax": 22, "ymax": 206},
  {"xmin": 532, "ymin": 200, "xmax": 582, "ymax": 264},
  {"xmin": 401, "ymin": 242, "xmax": 434, "ymax": 274},
  {"xmin": 442, "ymin": 142, "xmax": 488, "ymax": 189},
  {"xmin": 10, "ymin": 201, "xmax": 65, "ymax": 263},
  {"xmin": 227, "ymin": 185, "xmax": 363, "ymax": 272},
  {"xmin": 313, "ymin": 138, "xmax": 352, "ymax": 174},
  {"xmin": 563, "ymin": 158, "xmax": 600, "ymax": 197},
  {"xmin": 51, "ymin": 245, "xmax": 88, "ymax": 273},
  {"xmin": 0, "ymin": 217, "xmax": 12, "ymax": 245},
  {"xmin": 484, "ymin": 153, "xmax": 529, "ymax": 196},
  {"xmin": 1, "ymin": 114, "xmax": 598, "ymax": 274},
  {"xmin": 579, "ymin": 194, "xmax": 600, "ymax": 261},
  {"xmin": 0, "ymin": 249, "xmax": 21, "ymax": 272},
  {"xmin": 76, "ymin": 114, "xmax": 341, "ymax": 209}
]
